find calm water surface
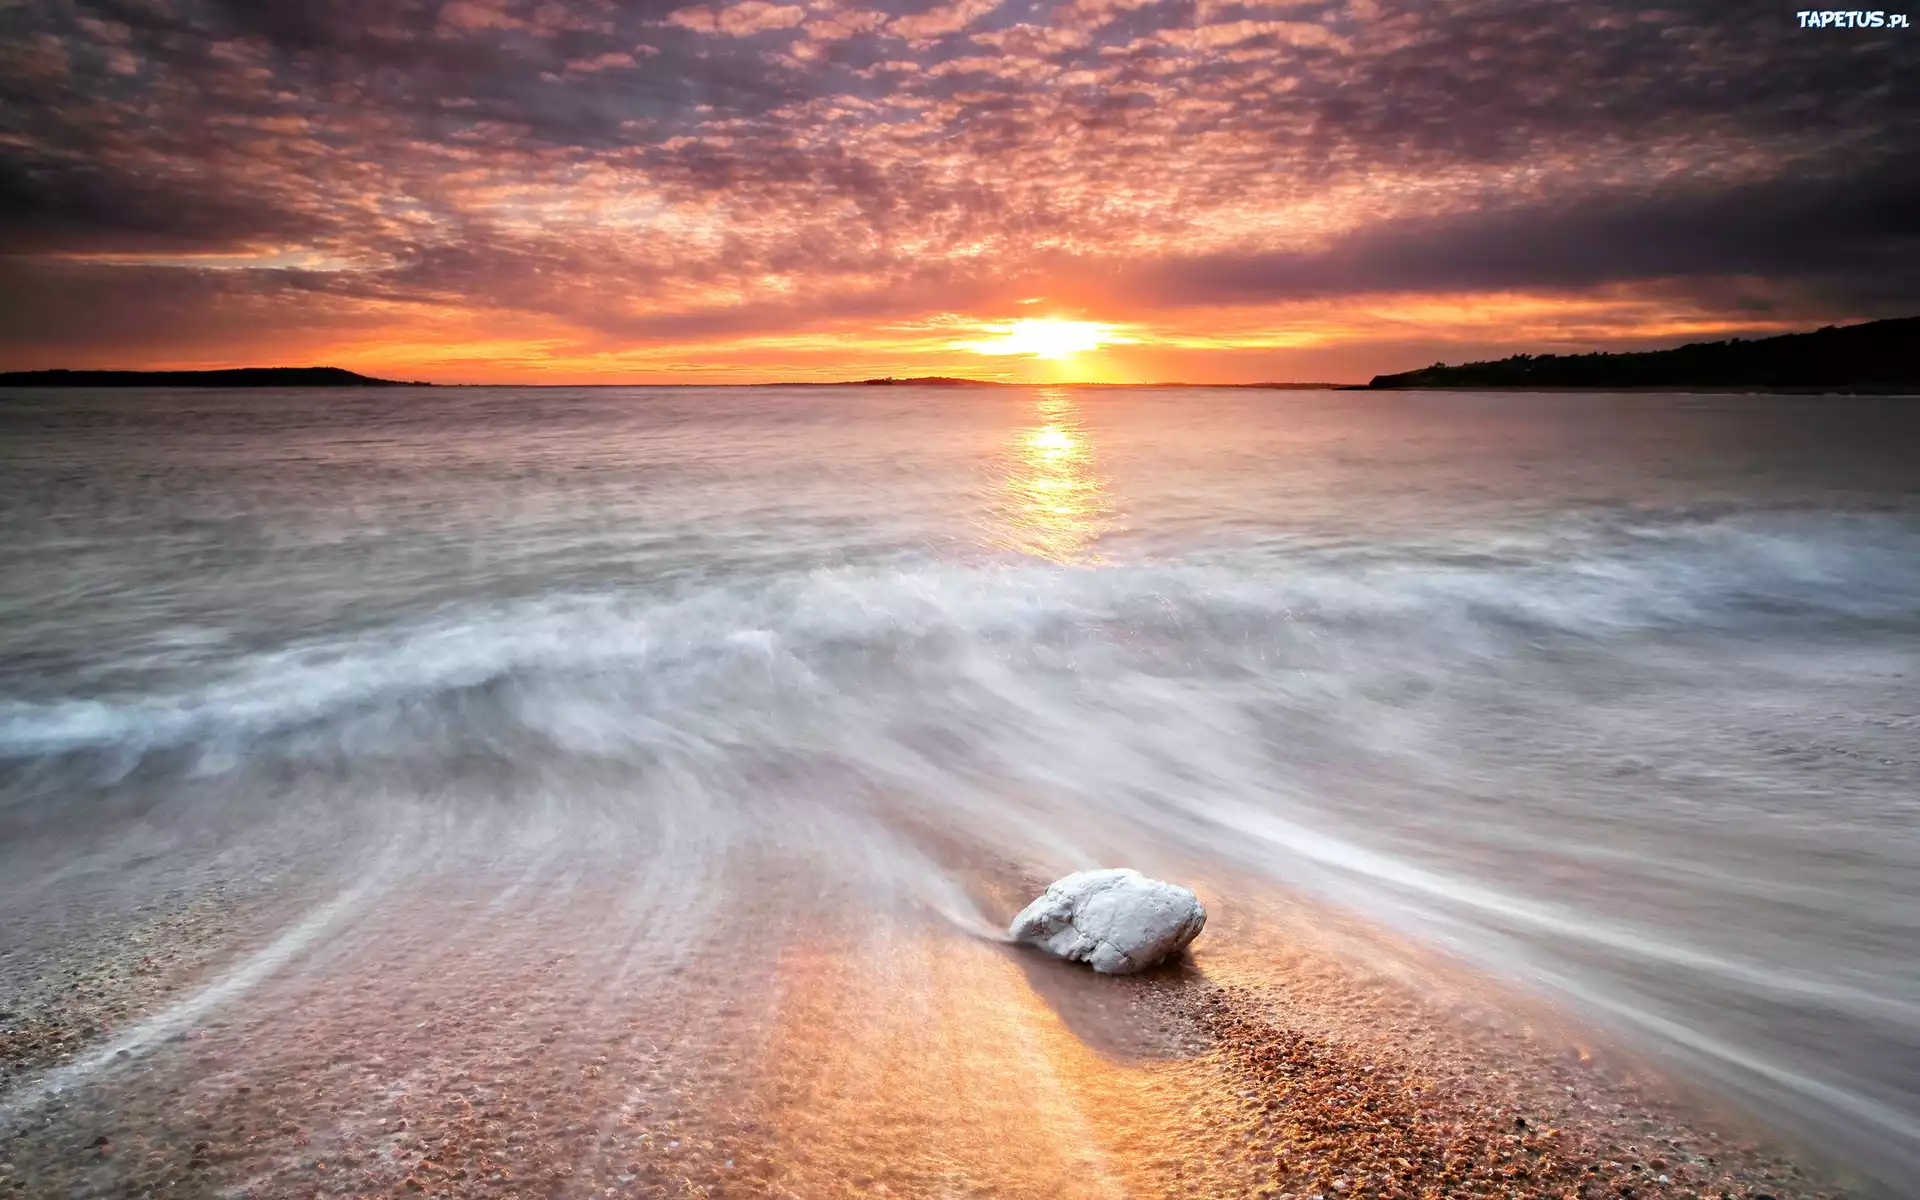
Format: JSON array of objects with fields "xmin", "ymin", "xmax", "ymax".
[{"xmin": 1, "ymin": 385, "xmax": 1917, "ymax": 1186}]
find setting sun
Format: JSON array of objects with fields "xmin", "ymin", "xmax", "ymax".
[{"xmin": 958, "ymin": 319, "xmax": 1128, "ymax": 360}]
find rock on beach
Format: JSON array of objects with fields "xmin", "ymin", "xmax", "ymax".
[{"xmin": 1009, "ymin": 869, "xmax": 1206, "ymax": 974}]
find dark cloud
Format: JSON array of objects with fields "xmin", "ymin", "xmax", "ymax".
[
  {"xmin": 1135, "ymin": 160, "xmax": 1920, "ymax": 311},
  {"xmin": 0, "ymin": 258, "xmax": 394, "ymax": 362},
  {"xmin": 0, "ymin": 156, "xmax": 328, "ymax": 255}
]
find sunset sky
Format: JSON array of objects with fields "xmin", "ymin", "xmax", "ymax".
[{"xmin": 0, "ymin": 0, "xmax": 1913, "ymax": 384}]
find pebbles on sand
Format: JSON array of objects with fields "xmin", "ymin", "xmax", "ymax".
[{"xmin": 1009, "ymin": 868, "xmax": 1207, "ymax": 974}]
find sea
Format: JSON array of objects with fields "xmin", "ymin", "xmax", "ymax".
[{"xmin": 1, "ymin": 384, "xmax": 1916, "ymax": 1187}]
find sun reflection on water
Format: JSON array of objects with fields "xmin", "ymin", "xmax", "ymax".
[{"xmin": 993, "ymin": 389, "xmax": 1116, "ymax": 564}]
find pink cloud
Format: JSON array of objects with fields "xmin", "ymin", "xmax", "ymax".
[
  {"xmin": 667, "ymin": 2, "xmax": 808, "ymax": 36},
  {"xmin": 801, "ymin": 8, "xmax": 892, "ymax": 41},
  {"xmin": 565, "ymin": 50, "xmax": 638, "ymax": 71},
  {"xmin": 1156, "ymin": 20, "xmax": 1348, "ymax": 51},
  {"xmin": 888, "ymin": 0, "xmax": 1003, "ymax": 45},
  {"xmin": 436, "ymin": 0, "xmax": 529, "ymax": 33}
]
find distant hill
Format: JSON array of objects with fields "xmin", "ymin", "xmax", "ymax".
[
  {"xmin": 0, "ymin": 367, "xmax": 429, "ymax": 387},
  {"xmin": 1366, "ymin": 316, "xmax": 1919, "ymax": 392}
]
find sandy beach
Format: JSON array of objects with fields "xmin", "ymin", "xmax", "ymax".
[{"xmin": 0, "ymin": 829, "xmax": 1859, "ymax": 1200}]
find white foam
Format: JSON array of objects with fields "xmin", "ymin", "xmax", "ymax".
[{"xmin": 0, "ymin": 875, "xmax": 385, "ymax": 1129}]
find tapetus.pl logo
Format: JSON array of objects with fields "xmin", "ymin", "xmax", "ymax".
[{"xmin": 1796, "ymin": 9, "xmax": 1909, "ymax": 24}]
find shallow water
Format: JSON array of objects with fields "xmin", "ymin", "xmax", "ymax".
[{"xmin": 1, "ymin": 384, "xmax": 1917, "ymax": 1189}]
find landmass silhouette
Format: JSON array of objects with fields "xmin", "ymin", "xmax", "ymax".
[
  {"xmin": 0, "ymin": 367, "xmax": 428, "ymax": 387},
  {"xmin": 1366, "ymin": 316, "xmax": 1918, "ymax": 391}
]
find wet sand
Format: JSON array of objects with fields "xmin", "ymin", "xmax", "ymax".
[{"xmin": 0, "ymin": 831, "xmax": 1860, "ymax": 1200}]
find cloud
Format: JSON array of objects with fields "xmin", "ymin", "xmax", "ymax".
[
  {"xmin": 889, "ymin": 0, "xmax": 1002, "ymax": 44},
  {"xmin": 0, "ymin": 155, "xmax": 329, "ymax": 255},
  {"xmin": 0, "ymin": 0, "xmax": 1912, "ymax": 378},
  {"xmin": 666, "ymin": 1, "xmax": 808, "ymax": 36},
  {"xmin": 1132, "ymin": 162, "xmax": 1920, "ymax": 311},
  {"xmin": 1154, "ymin": 19, "xmax": 1346, "ymax": 51}
]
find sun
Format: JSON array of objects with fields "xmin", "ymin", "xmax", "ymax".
[{"xmin": 958, "ymin": 318, "xmax": 1128, "ymax": 359}]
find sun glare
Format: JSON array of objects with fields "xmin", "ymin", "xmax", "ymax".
[{"xmin": 958, "ymin": 318, "xmax": 1127, "ymax": 359}]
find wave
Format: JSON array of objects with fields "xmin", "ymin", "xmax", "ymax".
[
  {"xmin": 4, "ymin": 509, "xmax": 1918, "ymax": 1185},
  {"xmin": 2, "ymin": 512, "xmax": 1916, "ymax": 767}
]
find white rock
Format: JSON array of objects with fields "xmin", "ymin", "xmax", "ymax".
[{"xmin": 1009, "ymin": 868, "xmax": 1206, "ymax": 974}]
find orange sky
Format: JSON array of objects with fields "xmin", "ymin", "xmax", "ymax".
[{"xmin": 1, "ymin": 1, "xmax": 1911, "ymax": 383}]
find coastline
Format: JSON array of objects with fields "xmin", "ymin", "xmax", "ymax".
[{"xmin": 0, "ymin": 859, "xmax": 1861, "ymax": 1199}]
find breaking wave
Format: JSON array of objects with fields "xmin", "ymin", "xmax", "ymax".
[
  {"xmin": 4, "ymin": 512, "xmax": 1916, "ymax": 769},
  {"xmin": 3, "ymin": 509, "xmax": 1918, "ymax": 1186}
]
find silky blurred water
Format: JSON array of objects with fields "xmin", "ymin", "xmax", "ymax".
[{"xmin": 1, "ymin": 384, "xmax": 1918, "ymax": 1185}]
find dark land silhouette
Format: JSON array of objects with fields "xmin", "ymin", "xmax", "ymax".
[
  {"xmin": 0, "ymin": 367, "xmax": 428, "ymax": 387},
  {"xmin": 1366, "ymin": 316, "xmax": 1918, "ymax": 392}
]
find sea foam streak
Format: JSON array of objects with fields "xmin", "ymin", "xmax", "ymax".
[{"xmin": 3, "ymin": 513, "xmax": 1914, "ymax": 762}]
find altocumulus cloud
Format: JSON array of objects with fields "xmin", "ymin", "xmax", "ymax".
[{"xmin": 0, "ymin": 0, "xmax": 1913, "ymax": 377}]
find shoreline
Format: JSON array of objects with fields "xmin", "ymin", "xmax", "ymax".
[{"xmin": 0, "ymin": 859, "xmax": 1865, "ymax": 1199}]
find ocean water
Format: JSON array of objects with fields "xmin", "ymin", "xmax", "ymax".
[{"xmin": 1, "ymin": 384, "xmax": 1917, "ymax": 1185}]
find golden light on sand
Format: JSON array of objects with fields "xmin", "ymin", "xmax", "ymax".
[{"xmin": 960, "ymin": 319, "xmax": 1129, "ymax": 360}]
